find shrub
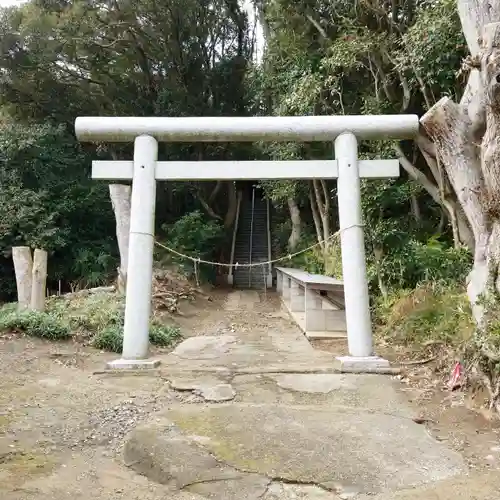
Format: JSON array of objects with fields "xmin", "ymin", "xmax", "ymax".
[
  {"xmin": 158, "ymin": 210, "xmax": 225, "ymax": 281},
  {"xmin": 92, "ymin": 322, "xmax": 181, "ymax": 353},
  {"xmin": 0, "ymin": 309, "xmax": 71, "ymax": 340},
  {"xmin": 0, "ymin": 289, "xmax": 183, "ymax": 353},
  {"xmin": 149, "ymin": 323, "xmax": 182, "ymax": 345},
  {"xmin": 92, "ymin": 325, "xmax": 123, "ymax": 353},
  {"xmin": 64, "ymin": 292, "xmax": 124, "ymax": 332},
  {"xmin": 368, "ymin": 238, "xmax": 472, "ymax": 293}
]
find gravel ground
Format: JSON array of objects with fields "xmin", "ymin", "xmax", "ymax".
[{"xmin": 0, "ymin": 291, "xmax": 232, "ymax": 499}]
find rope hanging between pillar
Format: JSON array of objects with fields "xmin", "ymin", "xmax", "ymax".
[{"xmin": 153, "ymin": 223, "xmax": 364, "ymax": 269}]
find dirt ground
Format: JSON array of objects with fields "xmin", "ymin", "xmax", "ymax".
[{"xmin": 1, "ymin": 289, "xmax": 500, "ymax": 499}]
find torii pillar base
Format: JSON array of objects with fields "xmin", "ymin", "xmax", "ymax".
[
  {"xmin": 336, "ymin": 355, "xmax": 392, "ymax": 374},
  {"xmin": 106, "ymin": 358, "xmax": 161, "ymax": 371}
]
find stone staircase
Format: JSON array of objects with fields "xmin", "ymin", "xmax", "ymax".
[{"xmin": 233, "ymin": 189, "xmax": 270, "ymax": 289}]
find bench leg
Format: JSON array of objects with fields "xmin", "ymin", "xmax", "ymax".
[
  {"xmin": 282, "ymin": 276, "xmax": 291, "ymax": 301},
  {"xmin": 289, "ymin": 281, "xmax": 305, "ymax": 312},
  {"xmin": 305, "ymin": 289, "xmax": 346, "ymax": 332},
  {"xmin": 276, "ymin": 271, "xmax": 283, "ymax": 293},
  {"xmin": 266, "ymin": 272, "xmax": 273, "ymax": 289}
]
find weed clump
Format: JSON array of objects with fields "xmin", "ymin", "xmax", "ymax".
[{"xmin": 374, "ymin": 281, "xmax": 474, "ymax": 348}]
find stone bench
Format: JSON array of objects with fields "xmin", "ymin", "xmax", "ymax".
[{"xmin": 275, "ymin": 267, "xmax": 346, "ymax": 340}]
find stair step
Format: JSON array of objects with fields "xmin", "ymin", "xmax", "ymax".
[{"xmin": 232, "ymin": 194, "xmax": 271, "ymax": 290}]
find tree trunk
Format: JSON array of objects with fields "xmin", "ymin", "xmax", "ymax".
[
  {"xmin": 457, "ymin": 206, "xmax": 475, "ymax": 251},
  {"xmin": 420, "ymin": 3, "xmax": 500, "ymax": 411},
  {"xmin": 12, "ymin": 246, "xmax": 33, "ymax": 310},
  {"xmin": 255, "ymin": 0, "xmax": 270, "ymax": 42},
  {"xmin": 410, "ymin": 194, "xmax": 421, "ymax": 222},
  {"xmin": 312, "ymin": 180, "xmax": 331, "ymax": 243},
  {"xmin": 30, "ymin": 249, "xmax": 48, "ymax": 312},
  {"xmin": 224, "ymin": 182, "xmax": 238, "ymax": 229},
  {"xmin": 373, "ymin": 246, "xmax": 388, "ymax": 299},
  {"xmin": 320, "ymin": 180, "xmax": 331, "ymax": 242},
  {"xmin": 287, "ymin": 197, "xmax": 301, "ymax": 251},
  {"xmin": 310, "ymin": 186, "xmax": 324, "ymax": 248},
  {"xmin": 109, "ymin": 184, "xmax": 131, "ymax": 294},
  {"xmin": 395, "ymin": 143, "xmax": 474, "ymax": 249}
]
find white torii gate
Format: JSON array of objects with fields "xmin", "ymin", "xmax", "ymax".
[{"xmin": 75, "ymin": 115, "xmax": 419, "ymax": 371}]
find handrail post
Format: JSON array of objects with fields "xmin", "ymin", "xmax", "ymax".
[
  {"xmin": 228, "ymin": 189, "xmax": 242, "ymax": 286},
  {"xmin": 249, "ymin": 187, "xmax": 255, "ymax": 288}
]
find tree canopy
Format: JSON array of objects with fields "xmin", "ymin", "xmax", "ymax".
[{"xmin": 0, "ymin": 0, "xmax": 482, "ymax": 298}]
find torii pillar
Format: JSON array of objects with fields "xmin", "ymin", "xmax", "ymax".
[{"xmin": 75, "ymin": 114, "xmax": 419, "ymax": 372}]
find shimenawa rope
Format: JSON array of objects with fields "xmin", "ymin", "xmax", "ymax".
[{"xmin": 153, "ymin": 224, "xmax": 363, "ymax": 269}]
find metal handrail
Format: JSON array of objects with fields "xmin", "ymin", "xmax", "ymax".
[
  {"xmin": 228, "ymin": 190, "xmax": 242, "ymax": 282},
  {"xmin": 248, "ymin": 187, "xmax": 255, "ymax": 288}
]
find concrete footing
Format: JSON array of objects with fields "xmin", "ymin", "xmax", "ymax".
[
  {"xmin": 106, "ymin": 358, "xmax": 161, "ymax": 370},
  {"xmin": 336, "ymin": 356, "xmax": 391, "ymax": 374}
]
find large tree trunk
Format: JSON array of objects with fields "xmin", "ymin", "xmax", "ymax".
[
  {"xmin": 287, "ymin": 197, "xmax": 301, "ymax": 251},
  {"xmin": 30, "ymin": 249, "xmax": 48, "ymax": 312},
  {"xmin": 109, "ymin": 184, "xmax": 131, "ymax": 294},
  {"xmin": 395, "ymin": 143, "xmax": 475, "ymax": 250},
  {"xmin": 12, "ymin": 246, "xmax": 33, "ymax": 310},
  {"xmin": 420, "ymin": 2, "xmax": 500, "ymax": 411},
  {"xmin": 457, "ymin": 205, "xmax": 475, "ymax": 250}
]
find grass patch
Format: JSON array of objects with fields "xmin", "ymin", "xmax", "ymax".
[
  {"xmin": 0, "ymin": 291, "xmax": 182, "ymax": 352},
  {"xmin": 374, "ymin": 282, "xmax": 474, "ymax": 348}
]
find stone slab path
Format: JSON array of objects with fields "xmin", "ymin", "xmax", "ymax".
[
  {"xmin": 124, "ymin": 291, "xmax": 468, "ymax": 499},
  {"xmin": 3, "ymin": 290, "xmax": 499, "ymax": 499}
]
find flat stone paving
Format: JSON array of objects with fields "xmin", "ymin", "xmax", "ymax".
[{"xmin": 124, "ymin": 291, "xmax": 467, "ymax": 499}]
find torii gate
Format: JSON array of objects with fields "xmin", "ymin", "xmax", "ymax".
[{"xmin": 75, "ymin": 115, "xmax": 419, "ymax": 371}]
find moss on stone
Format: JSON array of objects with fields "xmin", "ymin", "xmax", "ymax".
[{"xmin": 169, "ymin": 408, "xmax": 282, "ymax": 473}]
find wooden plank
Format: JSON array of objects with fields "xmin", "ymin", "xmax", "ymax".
[{"xmin": 92, "ymin": 159, "xmax": 400, "ymax": 181}]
